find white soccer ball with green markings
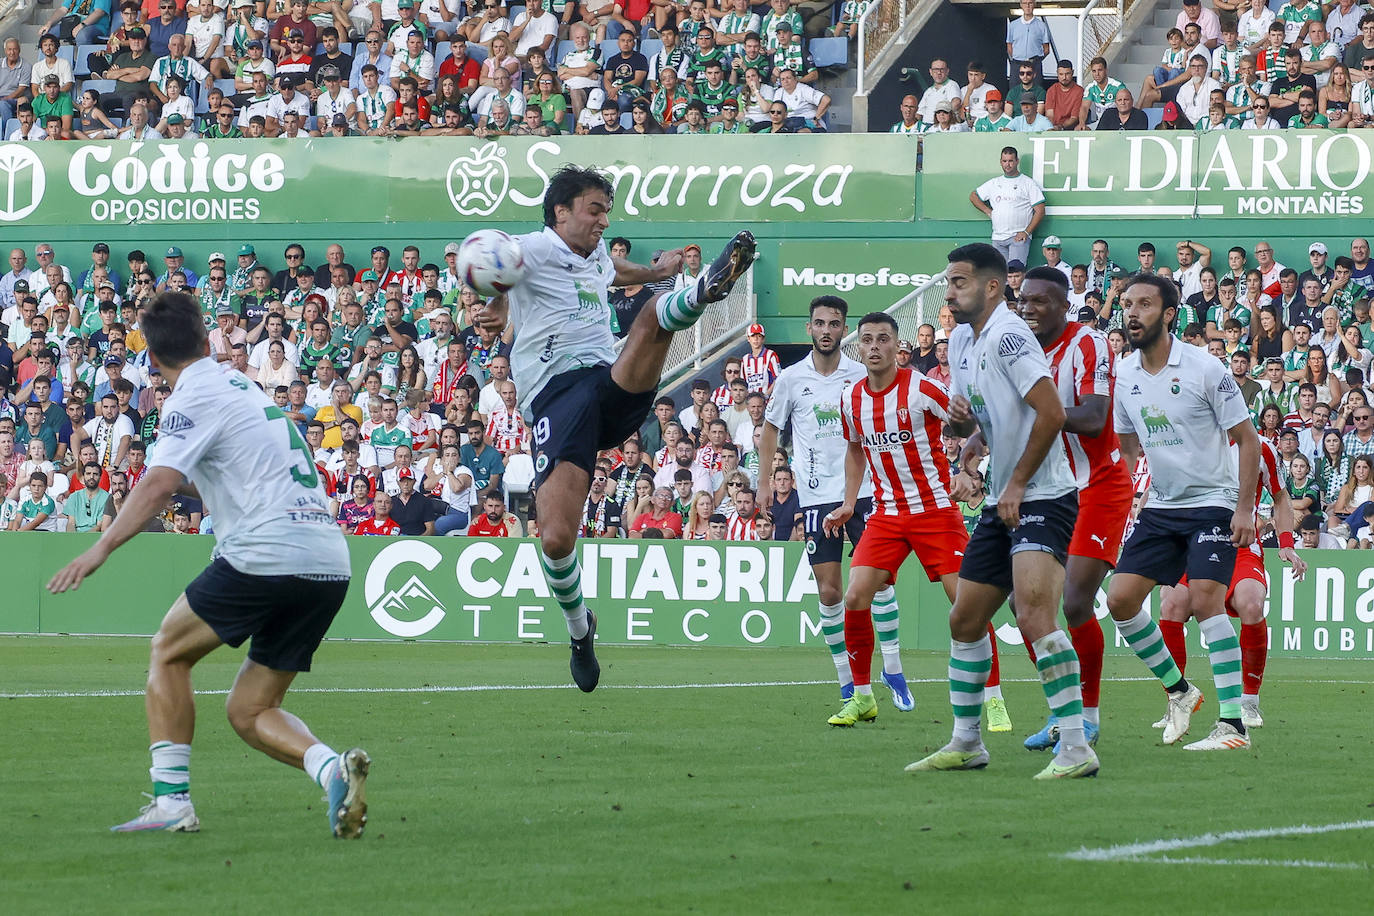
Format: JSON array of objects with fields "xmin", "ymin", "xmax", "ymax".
[{"xmin": 455, "ymin": 229, "xmax": 526, "ymax": 297}]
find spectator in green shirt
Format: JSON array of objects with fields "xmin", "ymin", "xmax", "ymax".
[
  {"xmin": 64, "ymin": 462, "xmax": 110, "ymax": 532},
  {"xmin": 31, "ymin": 74, "xmax": 73, "ymax": 138}
]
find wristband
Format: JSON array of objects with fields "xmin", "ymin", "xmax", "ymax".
[{"xmin": 1279, "ymin": 531, "xmax": 1295, "ymax": 549}]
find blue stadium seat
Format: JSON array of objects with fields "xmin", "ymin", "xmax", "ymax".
[
  {"xmin": 75, "ymin": 43, "xmax": 104, "ymax": 78},
  {"xmin": 620, "ymin": 111, "xmax": 631, "ymax": 129},
  {"xmin": 1144, "ymin": 106, "xmax": 1164, "ymax": 129},
  {"xmin": 467, "ymin": 43, "xmax": 489, "ymax": 63},
  {"xmin": 214, "ymin": 77, "xmax": 237, "ymax": 97},
  {"xmin": 57, "ymin": 45, "xmax": 76, "ymax": 66},
  {"xmin": 434, "ymin": 44, "xmax": 452, "ymax": 69},
  {"xmin": 640, "ymin": 38, "xmax": 662, "ymax": 60},
  {"xmin": 305, "ymin": 115, "xmax": 318, "ymax": 131},
  {"xmin": 3, "ymin": 117, "xmax": 17, "ymax": 139},
  {"xmin": 600, "ymin": 39, "xmax": 619, "ymax": 60},
  {"xmin": 508, "ymin": 5, "xmax": 525, "ymax": 23},
  {"xmin": 554, "ymin": 39, "xmax": 575, "ymax": 66},
  {"xmin": 81, "ymin": 78, "xmax": 117, "ymax": 98},
  {"xmin": 809, "ymin": 37, "xmax": 848, "ymax": 69}
]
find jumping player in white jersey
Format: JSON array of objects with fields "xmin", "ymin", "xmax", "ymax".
[
  {"xmin": 1155, "ymin": 434, "xmax": 1305, "ymax": 730},
  {"xmin": 757, "ymin": 296, "xmax": 900, "ymax": 715},
  {"xmin": 821, "ymin": 311, "xmax": 971, "ymax": 727},
  {"xmin": 1107, "ymin": 273, "xmax": 1261, "ymax": 751},
  {"xmin": 47, "ymin": 292, "xmax": 370, "ymax": 838},
  {"xmin": 475, "ymin": 165, "xmax": 757, "ymax": 692},
  {"xmin": 909, "ymin": 242, "xmax": 1097, "ymax": 780}
]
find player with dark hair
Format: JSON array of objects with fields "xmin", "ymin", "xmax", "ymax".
[
  {"xmin": 1107, "ymin": 274, "xmax": 1262, "ymax": 751},
  {"xmin": 48, "ymin": 291, "xmax": 371, "ymax": 837},
  {"xmin": 911, "ymin": 242, "xmax": 1096, "ymax": 779},
  {"xmin": 477, "ymin": 164, "xmax": 757, "ymax": 692},
  {"xmin": 819, "ymin": 311, "xmax": 972, "ymax": 727}
]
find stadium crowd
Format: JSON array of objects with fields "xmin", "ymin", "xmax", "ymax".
[
  {"xmin": 4, "ymin": 0, "xmax": 842, "ymax": 140},
  {"xmin": 887, "ymin": 0, "xmax": 1374, "ymax": 133},
  {"xmin": 1, "ymin": 228, "xmax": 1370, "ymax": 549}
]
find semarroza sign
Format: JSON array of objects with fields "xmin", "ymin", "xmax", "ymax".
[
  {"xmin": 0, "ymin": 135, "xmax": 917, "ymax": 227},
  {"xmin": 920, "ymin": 131, "xmax": 1374, "ymax": 220}
]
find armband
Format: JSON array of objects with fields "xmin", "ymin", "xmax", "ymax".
[{"xmin": 1278, "ymin": 530, "xmax": 1295, "ymax": 549}]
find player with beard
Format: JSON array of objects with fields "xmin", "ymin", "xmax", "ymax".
[
  {"xmin": 1108, "ymin": 274, "xmax": 1261, "ymax": 751},
  {"xmin": 475, "ymin": 165, "xmax": 756, "ymax": 692}
]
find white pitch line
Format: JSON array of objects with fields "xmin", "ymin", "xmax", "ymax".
[
  {"xmin": 1062, "ymin": 820, "xmax": 1374, "ymax": 868},
  {"xmin": 1148, "ymin": 856, "xmax": 1368, "ymax": 871}
]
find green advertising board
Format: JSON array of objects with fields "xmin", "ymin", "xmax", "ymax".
[
  {"xmin": 0, "ymin": 135, "xmax": 917, "ymax": 227},
  {"xmin": 773, "ymin": 240, "xmax": 953, "ymax": 317},
  {"xmin": 921, "ymin": 131, "xmax": 1374, "ymax": 221},
  {"xmin": 4, "ymin": 534, "xmax": 1374, "ymax": 661}
]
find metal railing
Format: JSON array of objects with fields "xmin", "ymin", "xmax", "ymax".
[
  {"xmin": 615, "ymin": 266, "xmax": 756, "ymax": 388},
  {"xmin": 841, "ymin": 270, "xmax": 947, "ymax": 361},
  {"xmin": 1077, "ymin": 0, "xmax": 1130, "ymax": 74},
  {"xmin": 857, "ymin": 0, "xmax": 920, "ymax": 97}
]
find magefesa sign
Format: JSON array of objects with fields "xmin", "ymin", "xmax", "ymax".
[
  {"xmin": 775, "ymin": 240, "xmax": 951, "ymax": 316},
  {"xmin": 921, "ymin": 131, "xmax": 1374, "ymax": 220}
]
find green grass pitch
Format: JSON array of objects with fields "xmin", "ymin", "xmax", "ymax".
[{"xmin": 3, "ymin": 636, "xmax": 1371, "ymax": 914}]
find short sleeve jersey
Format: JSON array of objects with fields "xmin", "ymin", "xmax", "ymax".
[
  {"xmin": 1113, "ymin": 336, "xmax": 1251, "ymax": 511},
  {"xmin": 764, "ymin": 351, "xmax": 872, "ymax": 507},
  {"xmin": 508, "ymin": 227, "xmax": 617, "ymax": 414},
  {"xmin": 839, "ymin": 367, "xmax": 954, "ymax": 516},
  {"xmin": 1278, "ymin": 2, "xmax": 1324, "ymax": 44},
  {"xmin": 973, "ymin": 173, "xmax": 1045, "ymax": 242},
  {"xmin": 147, "ymin": 358, "xmax": 349, "ymax": 576},
  {"xmin": 948, "ymin": 304, "xmax": 1077, "ymax": 505},
  {"xmin": 1044, "ymin": 321, "xmax": 1125, "ymax": 487}
]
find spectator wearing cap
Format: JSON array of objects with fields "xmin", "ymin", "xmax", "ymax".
[
  {"xmin": 1041, "ymin": 236, "xmax": 1072, "ymax": 280},
  {"xmin": 742, "ymin": 323, "xmax": 782, "ymax": 395},
  {"xmin": 673, "ymin": 243, "xmax": 703, "ymax": 294},
  {"xmin": 233, "ymin": 39, "xmax": 275, "ymax": 95},
  {"xmin": 1009, "ymin": 93, "xmax": 1050, "ymax": 131},
  {"xmin": 1300, "ymin": 242, "xmax": 1334, "ymax": 293},
  {"xmin": 710, "ymin": 95, "xmax": 745, "ymax": 132},
  {"xmin": 970, "ymin": 146, "xmax": 1044, "ymax": 266},
  {"xmin": 162, "ymin": 110, "xmax": 196, "ymax": 138},
  {"xmin": 769, "ymin": 23, "xmax": 817, "ymax": 85},
  {"xmin": 925, "ymin": 99, "xmax": 968, "ymax": 133},
  {"xmin": 78, "ymin": 244, "xmax": 120, "ymax": 300},
  {"xmin": 31, "ymin": 75, "xmax": 73, "ymax": 139},
  {"xmin": 155, "ymin": 246, "xmax": 199, "ymax": 294},
  {"xmin": 1043, "ymin": 58, "xmax": 1085, "ymax": 129},
  {"xmin": 973, "ymin": 90, "xmax": 1011, "ymax": 130},
  {"xmin": 105, "ymin": 26, "xmax": 156, "ymax": 115},
  {"xmin": 276, "ymin": 28, "xmax": 315, "ymax": 86},
  {"xmin": 896, "ymin": 338, "xmax": 913, "ymax": 368},
  {"xmin": 266, "ymin": 73, "xmax": 310, "ymax": 134},
  {"xmin": 320, "ymin": 110, "xmax": 353, "ymax": 135},
  {"xmin": 312, "ymin": 63, "xmax": 355, "ymax": 122},
  {"xmin": 890, "ymin": 93, "xmax": 922, "ymax": 133}
]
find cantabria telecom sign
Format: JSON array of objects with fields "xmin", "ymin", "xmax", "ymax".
[{"xmin": 922, "ymin": 131, "xmax": 1374, "ymax": 220}]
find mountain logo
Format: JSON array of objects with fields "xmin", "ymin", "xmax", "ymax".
[
  {"xmin": 0, "ymin": 145, "xmax": 45, "ymax": 222},
  {"xmin": 364, "ymin": 541, "xmax": 448, "ymax": 637},
  {"xmin": 446, "ymin": 142, "xmax": 510, "ymax": 216}
]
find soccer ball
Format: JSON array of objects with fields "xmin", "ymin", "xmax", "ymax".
[{"xmin": 455, "ymin": 229, "xmax": 526, "ymax": 296}]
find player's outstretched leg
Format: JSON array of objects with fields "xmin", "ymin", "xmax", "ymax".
[
  {"xmin": 872, "ymin": 585, "xmax": 914, "ymax": 712},
  {"xmin": 653, "ymin": 231, "xmax": 758, "ymax": 331},
  {"xmin": 983, "ymin": 622, "xmax": 1012, "ymax": 732}
]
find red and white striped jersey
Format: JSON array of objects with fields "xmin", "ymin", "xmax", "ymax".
[
  {"xmin": 1044, "ymin": 321, "xmax": 1130, "ymax": 488},
  {"xmin": 710, "ymin": 384, "xmax": 732, "ymax": 409},
  {"xmin": 726, "ymin": 513, "xmax": 759, "ymax": 540},
  {"xmin": 742, "ymin": 348, "xmax": 782, "ymax": 393},
  {"xmin": 839, "ymin": 367, "xmax": 954, "ymax": 516},
  {"xmin": 1247, "ymin": 437, "xmax": 1283, "ymax": 528},
  {"xmin": 485, "ymin": 408, "xmax": 528, "ymax": 454},
  {"xmin": 696, "ymin": 443, "xmax": 723, "ymax": 472}
]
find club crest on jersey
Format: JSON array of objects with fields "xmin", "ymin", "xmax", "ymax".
[
  {"xmin": 1170, "ymin": 377, "xmax": 1181, "ymax": 395},
  {"xmin": 897, "ymin": 407, "xmax": 909, "ymax": 424}
]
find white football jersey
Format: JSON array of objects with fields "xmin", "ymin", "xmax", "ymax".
[
  {"xmin": 148, "ymin": 358, "xmax": 350, "ymax": 577},
  {"xmin": 765, "ymin": 351, "xmax": 873, "ymax": 507},
  {"xmin": 508, "ymin": 226, "xmax": 618, "ymax": 414}
]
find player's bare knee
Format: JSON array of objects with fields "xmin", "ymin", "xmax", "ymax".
[
  {"xmin": 817, "ymin": 582, "xmax": 842, "ymax": 607},
  {"xmin": 539, "ymin": 523, "xmax": 576, "ymax": 559},
  {"xmin": 224, "ymin": 693, "xmax": 264, "ymax": 741}
]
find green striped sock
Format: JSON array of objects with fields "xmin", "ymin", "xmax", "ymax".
[
  {"xmin": 1115, "ymin": 609, "xmax": 1184, "ymax": 689},
  {"xmin": 1199, "ymin": 614, "xmax": 1244, "ymax": 720},
  {"xmin": 149, "ymin": 740, "xmax": 190, "ymax": 797},
  {"xmin": 541, "ymin": 549, "xmax": 589, "ymax": 639},
  {"xmin": 950, "ymin": 636, "xmax": 992, "ymax": 744},
  {"xmin": 819, "ymin": 601, "xmax": 851, "ymax": 686},
  {"xmin": 872, "ymin": 586, "xmax": 902, "ymax": 675},
  {"xmin": 1032, "ymin": 630, "xmax": 1085, "ymax": 748},
  {"xmin": 653, "ymin": 285, "xmax": 704, "ymax": 332}
]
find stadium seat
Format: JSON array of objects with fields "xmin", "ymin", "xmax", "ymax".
[
  {"xmin": 2, "ymin": 117, "xmax": 17, "ymax": 139},
  {"xmin": 434, "ymin": 44, "xmax": 451, "ymax": 69},
  {"xmin": 57, "ymin": 45, "xmax": 76, "ymax": 67},
  {"xmin": 620, "ymin": 111, "xmax": 631, "ymax": 128},
  {"xmin": 214, "ymin": 77, "xmax": 237, "ymax": 97},
  {"xmin": 1144, "ymin": 107, "xmax": 1163, "ymax": 129},
  {"xmin": 554, "ymin": 39, "xmax": 575, "ymax": 66},
  {"xmin": 305, "ymin": 115, "xmax": 318, "ymax": 131},
  {"xmin": 640, "ymin": 38, "xmax": 662, "ymax": 60},
  {"xmin": 81, "ymin": 78, "xmax": 116, "ymax": 98},
  {"xmin": 600, "ymin": 39, "xmax": 619, "ymax": 61},
  {"xmin": 75, "ymin": 43, "xmax": 104, "ymax": 78},
  {"xmin": 508, "ymin": 5, "xmax": 525, "ymax": 23},
  {"xmin": 467, "ymin": 43, "xmax": 489, "ymax": 63},
  {"xmin": 809, "ymin": 37, "xmax": 848, "ymax": 70}
]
